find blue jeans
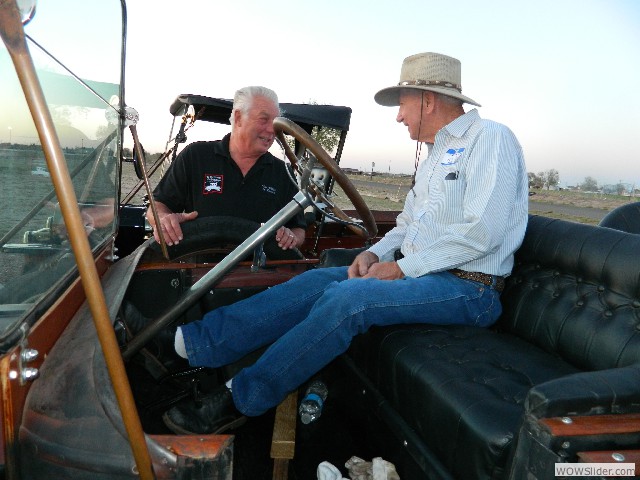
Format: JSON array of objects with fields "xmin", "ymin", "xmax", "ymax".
[{"xmin": 180, "ymin": 266, "xmax": 502, "ymax": 416}]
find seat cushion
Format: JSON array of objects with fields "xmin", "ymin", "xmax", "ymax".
[{"xmin": 348, "ymin": 324, "xmax": 580, "ymax": 480}]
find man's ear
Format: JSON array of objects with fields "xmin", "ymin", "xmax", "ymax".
[
  {"xmin": 233, "ymin": 109, "xmax": 242, "ymax": 127},
  {"xmin": 423, "ymin": 91, "xmax": 436, "ymax": 112}
]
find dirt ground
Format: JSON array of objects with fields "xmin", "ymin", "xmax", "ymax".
[{"xmin": 335, "ymin": 175, "xmax": 635, "ymax": 225}]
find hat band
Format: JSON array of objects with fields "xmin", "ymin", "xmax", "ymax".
[{"xmin": 399, "ymin": 79, "xmax": 462, "ymax": 92}]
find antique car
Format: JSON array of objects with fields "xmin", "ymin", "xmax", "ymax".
[
  {"xmin": 2, "ymin": 1, "xmax": 640, "ymax": 479},
  {"xmin": 0, "ymin": 1, "xmax": 382, "ymax": 478}
]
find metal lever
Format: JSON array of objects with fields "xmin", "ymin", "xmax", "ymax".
[
  {"xmin": 251, "ymin": 223, "xmax": 267, "ymax": 272},
  {"xmin": 251, "ymin": 243, "xmax": 267, "ymax": 272}
]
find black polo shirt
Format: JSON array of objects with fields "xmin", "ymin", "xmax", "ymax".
[{"xmin": 152, "ymin": 134, "xmax": 306, "ymax": 229}]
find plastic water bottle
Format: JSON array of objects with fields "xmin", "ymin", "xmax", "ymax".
[{"xmin": 298, "ymin": 380, "xmax": 328, "ymax": 424}]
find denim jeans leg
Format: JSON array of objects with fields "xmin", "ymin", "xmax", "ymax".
[
  {"xmin": 232, "ymin": 271, "xmax": 501, "ymax": 416},
  {"xmin": 181, "ymin": 266, "xmax": 349, "ymax": 367}
]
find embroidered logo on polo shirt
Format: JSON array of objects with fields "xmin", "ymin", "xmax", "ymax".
[
  {"xmin": 203, "ymin": 174, "xmax": 223, "ymax": 194},
  {"xmin": 262, "ymin": 185, "xmax": 276, "ymax": 195}
]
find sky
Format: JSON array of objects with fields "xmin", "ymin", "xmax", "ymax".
[{"xmin": 22, "ymin": 0, "xmax": 640, "ymax": 188}]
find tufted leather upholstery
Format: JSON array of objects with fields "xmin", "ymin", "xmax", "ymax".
[
  {"xmin": 501, "ymin": 215, "xmax": 640, "ymax": 371},
  {"xmin": 345, "ymin": 215, "xmax": 640, "ymax": 479}
]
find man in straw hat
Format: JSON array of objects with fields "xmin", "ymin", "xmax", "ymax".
[{"xmin": 162, "ymin": 52, "xmax": 529, "ymax": 435}]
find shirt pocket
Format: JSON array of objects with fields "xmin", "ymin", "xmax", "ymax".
[{"xmin": 428, "ymin": 166, "xmax": 465, "ymax": 219}]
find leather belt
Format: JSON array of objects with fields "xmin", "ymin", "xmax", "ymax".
[{"xmin": 449, "ymin": 268, "xmax": 505, "ymax": 292}]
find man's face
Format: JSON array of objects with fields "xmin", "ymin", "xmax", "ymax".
[
  {"xmin": 396, "ymin": 90, "xmax": 428, "ymax": 141},
  {"xmin": 235, "ymin": 95, "xmax": 280, "ymax": 156}
]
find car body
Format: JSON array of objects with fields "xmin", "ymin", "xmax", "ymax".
[{"xmin": 0, "ymin": 1, "xmax": 384, "ymax": 478}]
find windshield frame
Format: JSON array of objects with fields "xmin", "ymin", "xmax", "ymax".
[{"xmin": 0, "ymin": 0, "xmax": 128, "ymax": 350}]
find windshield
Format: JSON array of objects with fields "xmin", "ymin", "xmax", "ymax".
[{"xmin": 0, "ymin": 0, "xmax": 124, "ymax": 344}]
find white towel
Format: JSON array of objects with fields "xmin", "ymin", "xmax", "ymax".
[{"xmin": 317, "ymin": 461, "xmax": 347, "ymax": 480}]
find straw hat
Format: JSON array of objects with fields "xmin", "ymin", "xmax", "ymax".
[{"xmin": 374, "ymin": 52, "xmax": 481, "ymax": 107}]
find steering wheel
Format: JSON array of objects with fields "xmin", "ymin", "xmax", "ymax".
[{"xmin": 274, "ymin": 117, "xmax": 377, "ymax": 239}]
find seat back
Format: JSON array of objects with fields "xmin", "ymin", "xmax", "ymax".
[
  {"xmin": 599, "ymin": 202, "xmax": 640, "ymax": 234},
  {"xmin": 499, "ymin": 215, "xmax": 640, "ymax": 371}
]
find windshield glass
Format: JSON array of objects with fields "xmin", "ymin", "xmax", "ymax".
[{"xmin": 0, "ymin": 0, "xmax": 123, "ymax": 342}]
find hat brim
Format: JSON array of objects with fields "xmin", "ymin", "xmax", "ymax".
[{"xmin": 374, "ymin": 85, "xmax": 481, "ymax": 107}]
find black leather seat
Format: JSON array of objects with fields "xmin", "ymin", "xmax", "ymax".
[
  {"xmin": 342, "ymin": 215, "xmax": 640, "ymax": 479},
  {"xmin": 598, "ymin": 201, "xmax": 640, "ymax": 233}
]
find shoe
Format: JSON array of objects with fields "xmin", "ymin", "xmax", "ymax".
[
  {"xmin": 121, "ymin": 302, "xmax": 148, "ymax": 334},
  {"xmin": 162, "ymin": 384, "xmax": 246, "ymax": 434}
]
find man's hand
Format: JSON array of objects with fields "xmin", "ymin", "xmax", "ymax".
[
  {"xmin": 147, "ymin": 209, "xmax": 198, "ymax": 246},
  {"xmin": 361, "ymin": 261, "xmax": 405, "ymax": 280},
  {"xmin": 276, "ymin": 226, "xmax": 304, "ymax": 250},
  {"xmin": 348, "ymin": 251, "xmax": 404, "ymax": 280},
  {"xmin": 154, "ymin": 211, "xmax": 198, "ymax": 245},
  {"xmin": 348, "ymin": 251, "xmax": 379, "ymax": 278},
  {"xmin": 147, "ymin": 202, "xmax": 198, "ymax": 246}
]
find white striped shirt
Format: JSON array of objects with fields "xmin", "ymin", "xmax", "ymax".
[{"xmin": 368, "ymin": 109, "xmax": 528, "ymax": 278}]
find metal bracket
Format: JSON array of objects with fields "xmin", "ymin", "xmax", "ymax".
[{"xmin": 9, "ymin": 325, "xmax": 39, "ymax": 385}]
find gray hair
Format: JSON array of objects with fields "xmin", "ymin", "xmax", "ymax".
[{"xmin": 230, "ymin": 86, "xmax": 280, "ymax": 129}]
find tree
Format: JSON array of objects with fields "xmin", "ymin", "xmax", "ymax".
[
  {"xmin": 540, "ymin": 169, "xmax": 559, "ymax": 190},
  {"xmin": 579, "ymin": 176, "xmax": 598, "ymax": 192},
  {"xmin": 283, "ymin": 101, "xmax": 341, "ymax": 156},
  {"xmin": 528, "ymin": 172, "xmax": 544, "ymax": 189},
  {"xmin": 308, "ymin": 125, "xmax": 341, "ymax": 155}
]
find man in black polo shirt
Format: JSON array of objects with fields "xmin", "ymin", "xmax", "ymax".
[{"xmin": 147, "ymin": 86, "xmax": 306, "ymax": 250}]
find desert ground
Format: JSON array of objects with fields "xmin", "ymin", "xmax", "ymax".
[{"xmin": 337, "ymin": 174, "xmax": 634, "ymax": 225}]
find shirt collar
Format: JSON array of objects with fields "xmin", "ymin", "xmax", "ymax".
[{"xmin": 442, "ymin": 108, "xmax": 480, "ymax": 139}]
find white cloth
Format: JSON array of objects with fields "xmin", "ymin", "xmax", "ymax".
[
  {"xmin": 371, "ymin": 458, "xmax": 400, "ymax": 480},
  {"xmin": 345, "ymin": 456, "xmax": 400, "ymax": 480},
  {"xmin": 317, "ymin": 461, "xmax": 347, "ymax": 480},
  {"xmin": 317, "ymin": 457, "xmax": 400, "ymax": 480}
]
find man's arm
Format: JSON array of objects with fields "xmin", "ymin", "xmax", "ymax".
[
  {"xmin": 367, "ymin": 187, "xmax": 415, "ymax": 263},
  {"xmin": 81, "ymin": 197, "xmax": 115, "ymax": 230}
]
